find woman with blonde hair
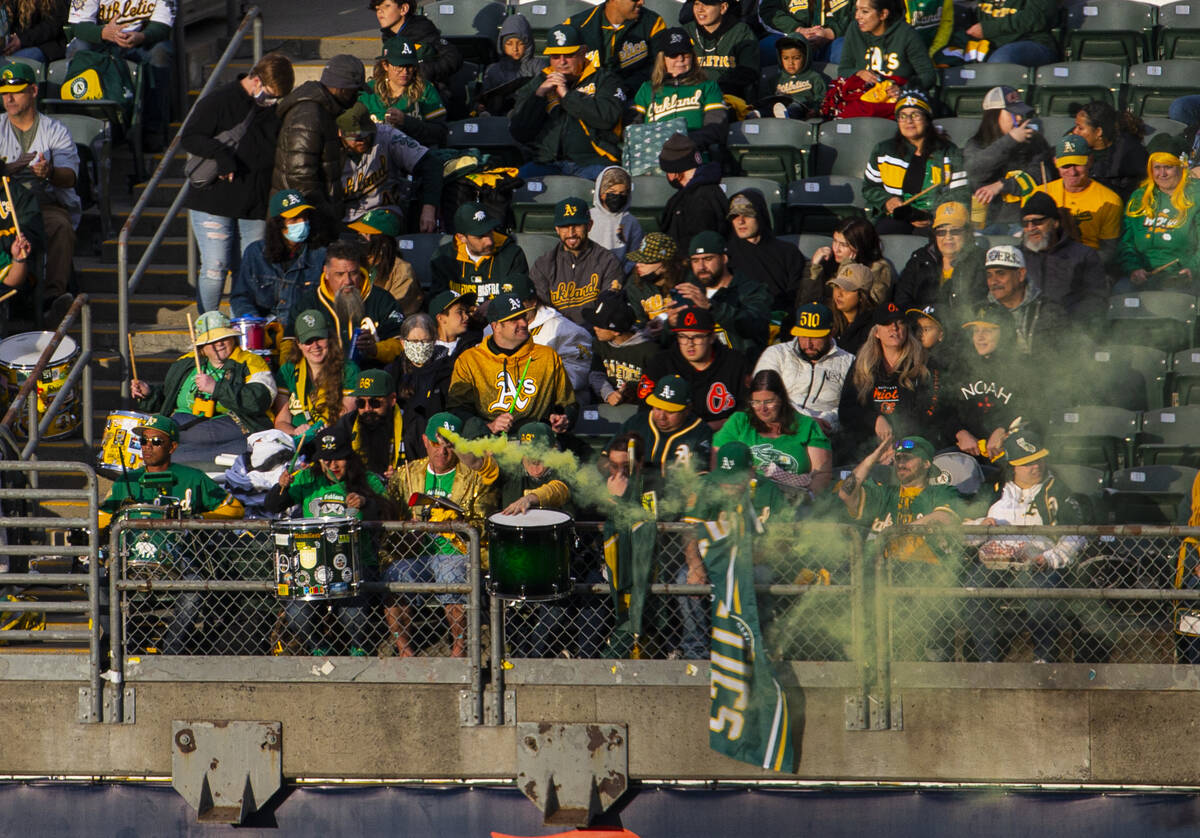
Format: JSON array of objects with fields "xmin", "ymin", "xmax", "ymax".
[
  {"xmin": 1118, "ymin": 134, "xmax": 1200, "ymax": 292},
  {"xmin": 629, "ymin": 28, "xmax": 727, "ymax": 149},
  {"xmin": 359, "ymin": 36, "xmax": 448, "ymax": 147},
  {"xmin": 273, "ymin": 309, "xmax": 359, "ymax": 436}
]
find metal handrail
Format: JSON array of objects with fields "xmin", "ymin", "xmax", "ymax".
[{"xmin": 116, "ymin": 7, "xmax": 264, "ymax": 399}]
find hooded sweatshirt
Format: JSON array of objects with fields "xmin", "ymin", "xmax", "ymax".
[
  {"xmin": 685, "ymin": 15, "xmax": 760, "ymax": 99},
  {"xmin": 430, "ymin": 232, "xmax": 531, "ymax": 304},
  {"xmin": 982, "ymin": 280, "xmax": 1070, "ymax": 357},
  {"xmin": 772, "ymin": 37, "xmax": 827, "ymax": 111},
  {"xmin": 661, "ymin": 161, "xmax": 729, "ymax": 252},
  {"xmin": 530, "ymin": 236, "xmax": 625, "ymax": 325},
  {"xmin": 724, "ymin": 188, "xmax": 806, "ymax": 315},
  {"xmin": 563, "ymin": 1, "xmax": 668, "ymax": 99},
  {"xmin": 976, "ymin": 0, "xmax": 1058, "ymax": 52},
  {"xmin": 481, "ymin": 14, "xmax": 547, "ymax": 116},
  {"xmin": 448, "ymin": 336, "xmax": 578, "ymax": 429},
  {"xmin": 837, "ymin": 19, "xmax": 937, "ymax": 91},
  {"xmin": 589, "ymin": 165, "xmax": 644, "ymax": 269},
  {"xmin": 290, "ymin": 268, "xmax": 407, "ymax": 363}
]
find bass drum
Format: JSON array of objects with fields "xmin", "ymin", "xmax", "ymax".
[{"xmin": 486, "ymin": 509, "xmax": 573, "ymax": 601}]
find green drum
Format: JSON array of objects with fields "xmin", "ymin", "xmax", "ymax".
[
  {"xmin": 119, "ymin": 500, "xmax": 182, "ymax": 578},
  {"xmin": 486, "ymin": 509, "xmax": 574, "ymax": 601}
]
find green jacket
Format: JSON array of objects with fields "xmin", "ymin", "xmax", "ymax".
[
  {"xmin": 1118, "ymin": 182, "xmax": 1200, "ymax": 277},
  {"xmin": 864, "ymin": 136, "xmax": 969, "ymax": 216},
  {"xmin": 137, "ymin": 349, "xmax": 276, "ymax": 433},
  {"xmin": 977, "ymin": 0, "xmax": 1058, "ymax": 51},
  {"xmin": 760, "ymin": 0, "xmax": 852, "ymax": 36},
  {"xmin": 510, "ymin": 63, "xmax": 624, "ymax": 168},
  {"xmin": 685, "ymin": 18, "xmax": 759, "ymax": 100},
  {"xmin": 563, "ymin": 3, "xmax": 667, "ymax": 97},
  {"xmin": 837, "ymin": 19, "xmax": 937, "ymax": 90}
]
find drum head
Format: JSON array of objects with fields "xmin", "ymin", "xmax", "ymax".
[
  {"xmin": 0, "ymin": 331, "xmax": 78, "ymax": 368},
  {"xmin": 274, "ymin": 516, "xmax": 358, "ymax": 531},
  {"xmin": 108, "ymin": 410, "xmax": 152, "ymax": 423},
  {"xmin": 488, "ymin": 509, "xmax": 572, "ymax": 527}
]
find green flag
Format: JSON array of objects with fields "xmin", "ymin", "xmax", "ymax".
[
  {"xmin": 695, "ymin": 500, "xmax": 795, "ymax": 772},
  {"xmin": 602, "ymin": 517, "xmax": 657, "ymax": 657}
]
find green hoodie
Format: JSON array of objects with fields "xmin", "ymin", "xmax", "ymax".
[
  {"xmin": 837, "ymin": 19, "xmax": 937, "ymax": 90},
  {"xmin": 1119, "ymin": 180, "xmax": 1200, "ymax": 278},
  {"xmin": 760, "ymin": 0, "xmax": 852, "ymax": 37}
]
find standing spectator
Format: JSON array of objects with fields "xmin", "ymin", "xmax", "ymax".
[
  {"xmin": 1, "ymin": 0, "xmax": 68, "ymax": 62},
  {"xmin": 966, "ymin": 0, "xmax": 1058, "ymax": 68},
  {"xmin": 676, "ymin": 231, "xmax": 771, "ymax": 356},
  {"xmin": 630, "ymin": 28, "xmax": 728, "ymax": 149},
  {"xmin": 589, "ymin": 165, "xmax": 644, "ymax": 271},
  {"xmin": 836, "ymin": 0, "xmax": 936, "ymax": 92},
  {"xmin": 358, "ymin": 37, "xmax": 448, "ymax": 148},
  {"xmin": 979, "ymin": 244, "xmax": 1069, "ymax": 357},
  {"xmin": 1073, "ymin": 102, "xmax": 1149, "ymax": 202},
  {"xmin": 1119, "ymin": 136, "xmax": 1200, "ymax": 291},
  {"xmin": 273, "ymin": 54, "xmax": 366, "ymax": 221},
  {"xmin": 429, "ymin": 202, "xmax": 530, "ymax": 308},
  {"xmin": 1018, "ymin": 192, "xmax": 1107, "ymax": 327},
  {"xmin": 182, "ymin": 53, "xmax": 294, "ymax": 314},
  {"xmin": 754, "ymin": 302, "xmax": 853, "ymax": 432},
  {"xmin": 370, "ymin": 0, "xmax": 462, "ymax": 85},
  {"xmin": 0, "ymin": 61, "xmax": 80, "ymax": 320},
  {"xmin": 658, "ymin": 132, "xmax": 729, "ymax": 253},
  {"xmin": 684, "ymin": 0, "xmax": 760, "ymax": 100},
  {"xmin": 509, "ymin": 25, "xmax": 624, "ymax": 181},
  {"xmin": 349, "ymin": 208, "xmax": 422, "ymax": 315},
  {"xmin": 825, "ymin": 262, "xmax": 875, "ymax": 355},
  {"xmin": 530, "ymin": 196, "xmax": 625, "ymax": 325},
  {"xmin": 803, "ymin": 216, "xmax": 893, "ymax": 306},
  {"xmin": 230, "ymin": 189, "xmax": 329, "ymax": 331},
  {"xmin": 892, "ymin": 201, "xmax": 988, "ymax": 320},
  {"xmin": 589, "ymin": 290, "xmax": 658, "ymax": 405},
  {"xmin": 1035, "ymin": 134, "xmax": 1122, "ymax": 260},
  {"xmin": 479, "ymin": 14, "xmax": 545, "ymax": 117},
  {"xmin": 564, "ymin": 0, "xmax": 667, "ymax": 100},
  {"xmin": 725, "ymin": 189, "xmax": 805, "ymax": 321}
]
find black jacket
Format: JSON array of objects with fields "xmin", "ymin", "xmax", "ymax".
[
  {"xmin": 661, "ymin": 162, "xmax": 729, "ymax": 252},
  {"xmin": 837, "ymin": 359, "xmax": 954, "ymax": 460},
  {"xmin": 1089, "ymin": 133, "xmax": 1150, "ymax": 202},
  {"xmin": 385, "ymin": 349, "xmax": 455, "ymax": 462},
  {"xmin": 638, "ymin": 341, "xmax": 751, "ymax": 425},
  {"xmin": 1020, "ymin": 233, "xmax": 1108, "ymax": 330},
  {"xmin": 892, "ymin": 241, "xmax": 988, "ymax": 325},
  {"xmin": 724, "ymin": 188, "xmax": 806, "ymax": 317},
  {"xmin": 182, "ymin": 78, "xmax": 280, "ymax": 219},
  {"xmin": 6, "ymin": 0, "xmax": 67, "ymax": 60},
  {"xmin": 272, "ymin": 81, "xmax": 348, "ymax": 220}
]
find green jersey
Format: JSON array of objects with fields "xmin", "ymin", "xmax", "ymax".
[
  {"xmin": 712, "ymin": 411, "xmax": 830, "ymax": 476},
  {"xmin": 632, "ymin": 79, "xmax": 725, "ymax": 131},
  {"xmin": 358, "ymin": 79, "xmax": 447, "ymax": 123},
  {"xmin": 850, "ymin": 479, "xmax": 962, "ymax": 564},
  {"xmin": 275, "ymin": 358, "xmax": 361, "ymax": 428}
]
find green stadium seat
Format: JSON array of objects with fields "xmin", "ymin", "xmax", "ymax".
[
  {"xmin": 785, "ymin": 176, "xmax": 866, "ymax": 234},
  {"xmin": 811, "ymin": 117, "xmax": 897, "ymax": 178},
  {"xmin": 43, "ymin": 57, "xmax": 144, "ymax": 180},
  {"xmin": 940, "ymin": 64, "xmax": 1032, "ymax": 116},
  {"xmin": 1107, "ymin": 291, "xmax": 1198, "ymax": 354},
  {"xmin": 513, "ymin": 232, "xmax": 561, "ymax": 267},
  {"xmin": 535, "ymin": 0, "xmax": 592, "ymax": 47},
  {"xmin": 1105, "ymin": 465, "xmax": 1198, "ymax": 525},
  {"xmin": 1142, "ymin": 116, "xmax": 1189, "ymax": 140},
  {"xmin": 55, "ymin": 113, "xmax": 112, "ymax": 239},
  {"xmin": 778, "ymin": 233, "xmax": 824, "ymax": 260},
  {"xmin": 1090, "ymin": 345, "xmax": 1169, "ymax": 411},
  {"xmin": 931, "ymin": 116, "xmax": 982, "ymax": 147},
  {"xmin": 1171, "ymin": 348, "xmax": 1200, "ymax": 406},
  {"xmin": 727, "ymin": 118, "xmax": 817, "ymax": 186},
  {"xmin": 510, "ymin": 175, "xmax": 593, "ymax": 233},
  {"xmin": 397, "ymin": 233, "xmax": 452, "ymax": 292},
  {"xmin": 1050, "ymin": 464, "xmax": 1108, "ymax": 498},
  {"xmin": 447, "ymin": 115, "xmax": 516, "ymax": 153},
  {"xmin": 1065, "ymin": 1, "xmax": 1156, "ymax": 64},
  {"xmin": 880, "ymin": 234, "xmax": 930, "ymax": 269},
  {"xmin": 1158, "ymin": 1, "xmax": 1200, "ymax": 59},
  {"xmin": 1046, "ymin": 405, "xmax": 1139, "ymax": 473},
  {"xmin": 720, "ymin": 176, "xmax": 785, "ymax": 231},
  {"xmin": 1135, "ymin": 406, "xmax": 1200, "ymax": 467},
  {"xmin": 1032, "ymin": 62, "xmax": 1124, "ymax": 116},
  {"xmin": 421, "ymin": 0, "xmax": 506, "ymax": 63},
  {"xmin": 629, "ymin": 175, "xmax": 675, "ymax": 233},
  {"xmin": 1035, "ymin": 115, "xmax": 1077, "ymax": 142},
  {"xmin": 1126, "ymin": 61, "xmax": 1200, "ymax": 119}
]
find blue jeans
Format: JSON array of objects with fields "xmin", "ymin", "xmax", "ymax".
[
  {"xmin": 518, "ymin": 161, "xmax": 608, "ymax": 181},
  {"xmin": 988, "ymin": 40, "xmax": 1058, "ymax": 67},
  {"xmin": 386, "ymin": 552, "xmax": 466, "ymax": 605},
  {"xmin": 1169, "ymin": 94, "xmax": 1200, "ymax": 127},
  {"xmin": 189, "ymin": 211, "xmax": 266, "ymax": 313},
  {"xmin": 171, "ymin": 413, "xmax": 245, "ymax": 466},
  {"xmin": 10, "ymin": 46, "xmax": 45, "ymax": 62}
]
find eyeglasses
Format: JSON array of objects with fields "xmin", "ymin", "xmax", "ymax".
[
  {"xmin": 356, "ymin": 397, "xmax": 386, "ymax": 410},
  {"xmin": 750, "ymin": 398, "xmax": 779, "ymax": 408},
  {"xmin": 896, "ymin": 112, "xmax": 924, "ymax": 123},
  {"xmin": 676, "ymin": 334, "xmax": 710, "ymax": 344},
  {"xmin": 139, "ymin": 436, "xmax": 170, "ymax": 447},
  {"xmin": 935, "ymin": 227, "xmax": 966, "ymax": 237},
  {"xmin": 1022, "ymin": 217, "xmax": 1052, "ymax": 228}
]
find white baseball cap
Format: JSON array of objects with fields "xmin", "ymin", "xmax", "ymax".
[{"xmin": 985, "ymin": 245, "xmax": 1026, "ymax": 270}]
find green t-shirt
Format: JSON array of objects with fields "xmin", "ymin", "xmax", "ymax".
[
  {"xmin": 358, "ymin": 79, "xmax": 447, "ymax": 123},
  {"xmin": 713, "ymin": 411, "xmax": 830, "ymax": 476},
  {"xmin": 852, "ymin": 479, "xmax": 962, "ymax": 564},
  {"xmin": 287, "ymin": 467, "xmax": 388, "ymax": 565},
  {"xmin": 102, "ymin": 462, "xmax": 232, "ymax": 517},
  {"xmin": 425, "ymin": 466, "xmax": 459, "ymax": 554},
  {"xmin": 632, "ymin": 79, "xmax": 725, "ymax": 131},
  {"xmin": 173, "ymin": 358, "xmax": 231, "ymax": 417},
  {"xmin": 274, "ymin": 359, "xmax": 361, "ymax": 426}
]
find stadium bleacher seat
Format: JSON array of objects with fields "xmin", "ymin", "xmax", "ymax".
[
  {"xmin": 932, "ymin": 116, "xmax": 981, "ymax": 147},
  {"xmin": 1104, "ymin": 465, "xmax": 1197, "ymax": 525},
  {"xmin": 56, "ymin": 113, "xmax": 112, "ymax": 239},
  {"xmin": 880, "ymin": 234, "xmax": 929, "ymax": 269},
  {"xmin": 421, "ymin": 0, "xmax": 506, "ymax": 63},
  {"xmin": 447, "ymin": 116, "xmax": 518, "ymax": 162},
  {"xmin": 1035, "ymin": 115, "xmax": 1077, "ymax": 142},
  {"xmin": 1032, "ymin": 62, "xmax": 1124, "ymax": 116},
  {"xmin": 529, "ymin": 0, "xmax": 590, "ymax": 49},
  {"xmin": 727, "ymin": 118, "xmax": 816, "ymax": 186},
  {"xmin": 1157, "ymin": 1, "xmax": 1200, "ymax": 59},
  {"xmin": 1142, "ymin": 116, "xmax": 1189, "ymax": 140},
  {"xmin": 1051, "ymin": 464, "xmax": 1108, "ymax": 498},
  {"xmin": 1090, "ymin": 345, "xmax": 1168, "ymax": 411},
  {"xmin": 513, "ymin": 231, "xmax": 560, "ymax": 266},
  {"xmin": 629, "ymin": 175, "xmax": 675, "ymax": 233},
  {"xmin": 1126, "ymin": 61, "xmax": 1200, "ymax": 119},
  {"xmin": 940, "ymin": 64, "xmax": 1032, "ymax": 116},
  {"xmin": 810, "ymin": 117, "xmax": 896, "ymax": 178},
  {"xmin": 510, "ymin": 175, "xmax": 593, "ymax": 233},
  {"xmin": 43, "ymin": 57, "xmax": 144, "ymax": 180},
  {"xmin": 778, "ymin": 232, "xmax": 826, "ymax": 260},
  {"xmin": 1170, "ymin": 349, "xmax": 1200, "ymax": 406},
  {"xmin": 397, "ymin": 233, "xmax": 452, "ymax": 291},
  {"xmin": 1135, "ymin": 406, "xmax": 1200, "ymax": 467},
  {"xmin": 1065, "ymin": 1, "xmax": 1156, "ymax": 65},
  {"xmin": 720, "ymin": 176, "xmax": 785, "ymax": 232},
  {"xmin": 785, "ymin": 176, "xmax": 866, "ymax": 234},
  {"xmin": 1046, "ymin": 405, "xmax": 1139, "ymax": 473},
  {"xmin": 1107, "ymin": 291, "xmax": 1198, "ymax": 354}
]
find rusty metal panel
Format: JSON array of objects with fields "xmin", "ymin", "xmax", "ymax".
[
  {"xmin": 515, "ymin": 722, "xmax": 628, "ymax": 826},
  {"xmin": 171, "ymin": 720, "xmax": 282, "ymax": 824}
]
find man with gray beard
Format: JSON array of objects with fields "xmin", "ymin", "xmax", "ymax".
[{"xmin": 1018, "ymin": 192, "xmax": 1108, "ymax": 331}]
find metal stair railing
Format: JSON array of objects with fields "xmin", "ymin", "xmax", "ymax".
[{"xmin": 116, "ymin": 7, "xmax": 264, "ymax": 399}]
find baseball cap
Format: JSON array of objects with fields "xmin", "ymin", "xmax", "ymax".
[
  {"xmin": 961, "ymin": 305, "xmax": 1003, "ymax": 329},
  {"xmin": 688, "ymin": 230, "xmax": 726, "ymax": 257},
  {"xmin": 589, "ymin": 291, "xmax": 637, "ymax": 332},
  {"xmin": 320, "ymin": 54, "xmax": 366, "ymax": 90},
  {"xmin": 1004, "ymin": 429, "xmax": 1050, "ymax": 467},
  {"xmin": 985, "ymin": 244, "xmax": 1026, "ymax": 270},
  {"xmin": 379, "ymin": 37, "xmax": 420, "ymax": 65},
  {"xmin": 455, "ymin": 202, "xmax": 500, "ymax": 236},
  {"xmin": 712, "ymin": 441, "xmax": 753, "ymax": 483},
  {"xmin": 316, "ymin": 425, "xmax": 354, "ymax": 460},
  {"xmin": 294, "ymin": 309, "xmax": 331, "ymax": 343},
  {"xmin": 894, "ymin": 436, "xmax": 935, "ymax": 461},
  {"xmin": 727, "ymin": 193, "xmax": 757, "ymax": 219},
  {"xmin": 906, "ymin": 304, "xmax": 943, "ymax": 330},
  {"xmin": 1055, "ymin": 134, "xmax": 1090, "ymax": 166},
  {"xmin": 518, "ymin": 422, "xmax": 554, "ymax": 447},
  {"xmin": 827, "ymin": 262, "xmax": 872, "ymax": 293},
  {"xmin": 489, "ymin": 292, "xmax": 535, "ymax": 323},
  {"xmin": 425, "ymin": 411, "xmax": 462, "ymax": 442},
  {"xmin": 337, "ymin": 102, "xmax": 376, "ymax": 137},
  {"xmin": 0, "ymin": 62, "xmax": 35, "ymax": 93},
  {"xmin": 348, "ymin": 208, "xmax": 401, "ymax": 238},
  {"xmin": 672, "ymin": 306, "xmax": 715, "ymax": 333},
  {"xmin": 981, "ymin": 85, "xmax": 1034, "ymax": 118},
  {"xmin": 627, "ymin": 232, "xmax": 677, "ymax": 264},
  {"xmin": 554, "ymin": 196, "xmax": 589, "ymax": 227},
  {"xmin": 933, "ymin": 201, "xmax": 969, "ymax": 229},
  {"xmin": 543, "ymin": 24, "xmax": 585, "ymax": 55},
  {"xmin": 872, "ymin": 302, "xmax": 905, "ymax": 327},
  {"xmin": 791, "ymin": 302, "xmax": 832, "ymax": 338},
  {"xmin": 268, "ymin": 189, "xmax": 313, "ymax": 219},
  {"xmin": 662, "ymin": 27, "xmax": 693, "ymax": 57},
  {"xmin": 351, "ymin": 368, "xmax": 394, "ymax": 397},
  {"xmin": 135, "ymin": 414, "xmax": 179, "ymax": 442},
  {"xmin": 428, "ymin": 289, "xmax": 477, "ymax": 317},
  {"xmin": 645, "ymin": 374, "xmax": 690, "ymax": 412}
]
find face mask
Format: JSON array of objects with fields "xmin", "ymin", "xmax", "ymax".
[
  {"xmin": 602, "ymin": 192, "xmax": 627, "ymax": 212},
  {"xmin": 403, "ymin": 339, "xmax": 436, "ymax": 366},
  {"xmin": 284, "ymin": 220, "xmax": 310, "ymax": 244}
]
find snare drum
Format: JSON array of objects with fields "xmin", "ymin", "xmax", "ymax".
[
  {"xmin": 97, "ymin": 410, "xmax": 152, "ymax": 474},
  {"xmin": 273, "ymin": 517, "xmax": 361, "ymax": 600},
  {"xmin": 118, "ymin": 501, "xmax": 182, "ymax": 577},
  {"xmin": 486, "ymin": 509, "xmax": 573, "ymax": 601},
  {"xmin": 231, "ymin": 316, "xmax": 272, "ymax": 356},
  {"xmin": 0, "ymin": 331, "xmax": 81, "ymax": 438}
]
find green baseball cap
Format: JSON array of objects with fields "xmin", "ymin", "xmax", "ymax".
[
  {"xmin": 352, "ymin": 368, "xmax": 394, "ymax": 397},
  {"xmin": 337, "ymin": 102, "xmax": 376, "ymax": 137},
  {"xmin": 645, "ymin": 374, "xmax": 690, "ymax": 412},
  {"xmin": 1055, "ymin": 133, "xmax": 1090, "ymax": 166},
  {"xmin": 135, "ymin": 414, "xmax": 179, "ymax": 442},
  {"xmin": 454, "ymin": 202, "xmax": 501, "ymax": 237},
  {"xmin": 269, "ymin": 189, "xmax": 314, "ymax": 219},
  {"xmin": 543, "ymin": 24, "xmax": 585, "ymax": 55},
  {"xmin": 688, "ymin": 230, "xmax": 726, "ymax": 257},
  {"xmin": 554, "ymin": 197, "xmax": 589, "ymax": 227},
  {"xmin": 895, "ymin": 436, "xmax": 936, "ymax": 462},
  {"xmin": 428, "ymin": 289, "xmax": 477, "ymax": 317},
  {"xmin": 518, "ymin": 422, "xmax": 554, "ymax": 448},
  {"xmin": 489, "ymin": 292, "xmax": 535, "ymax": 323},
  {"xmin": 0, "ymin": 62, "xmax": 35, "ymax": 93},
  {"xmin": 294, "ymin": 309, "xmax": 331, "ymax": 343},
  {"xmin": 379, "ymin": 37, "xmax": 420, "ymax": 65},
  {"xmin": 425, "ymin": 411, "xmax": 462, "ymax": 442},
  {"xmin": 712, "ymin": 441, "xmax": 752, "ymax": 483},
  {"xmin": 348, "ymin": 208, "xmax": 401, "ymax": 238}
]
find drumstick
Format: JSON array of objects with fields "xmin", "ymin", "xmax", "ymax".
[
  {"xmin": 0, "ymin": 287, "xmax": 15, "ymax": 305},
  {"xmin": 127, "ymin": 333, "xmax": 139, "ymax": 382},
  {"xmin": 185, "ymin": 312, "xmax": 202, "ymax": 375},
  {"xmin": 626, "ymin": 439, "xmax": 635, "ymax": 478},
  {"xmin": 1149, "ymin": 257, "xmax": 1181, "ymax": 276},
  {"xmin": 894, "ymin": 182, "xmax": 940, "ymax": 211},
  {"xmin": 2, "ymin": 176, "xmax": 20, "ymax": 241}
]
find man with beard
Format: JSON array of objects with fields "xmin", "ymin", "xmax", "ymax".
[
  {"xmin": 340, "ymin": 368, "xmax": 406, "ymax": 478},
  {"xmin": 1018, "ymin": 191, "xmax": 1107, "ymax": 331},
  {"xmin": 672, "ymin": 230, "xmax": 771, "ymax": 357},
  {"xmin": 638, "ymin": 306, "xmax": 751, "ymax": 429},
  {"xmin": 273, "ymin": 55, "xmax": 366, "ymax": 220},
  {"xmin": 753, "ymin": 302, "xmax": 853, "ymax": 433},
  {"xmin": 619, "ymin": 374, "xmax": 714, "ymax": 498},
  {"xmin": 429, "ymin": 202, "xmax": 530, "ymax": 311},
  {"xmin": 530, "ymin": 197, "xmax": 625, "ymax": 325},
  {"xmin": 724, "ymin": 190, "xmax": 806, "ymax": 323},
  {"xmin": 979, "ymin": 244, "xmax": 1070, "ymax": 357},
  {"xmin": 1034, "ymin": 134, "xmax": 1122, "ymax": 263},
  {"xmin": 658, "ymin": 133, "xmax": 729, "ymax": 251}
]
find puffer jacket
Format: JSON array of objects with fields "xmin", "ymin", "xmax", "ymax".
[
  {"xmin": 892, "ymin": 240, "xmax": 988, "ymax": 323},
  {"xmin": 272, "ymin": 81, "xmax": 348, "ymax": 220}
]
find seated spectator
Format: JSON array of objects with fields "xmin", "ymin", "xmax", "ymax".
[
  {"xmin": 131, "ymin": 311, "xmax": 277, "ymax": 463},
  {"xmin": 358, "ymin": 37, "xmax": 449, "ymax": 148},
  {"xmin": 2, "ymin": 0, "xmax": 67, "ymax": 62},
  {"xmin": 509, "ymin": 25, "xmax": 624, "ymax": 181},
  {"xmin": 965, "ymin": 0, "xmax": 1058, "ymax": 67},
  {"xmin": 0, "ymin": 62, "xmax": 81, "ymax": 320},
  {"xmin": 837, "ymin": 302, "xmax": 948, "ymax": 457},
  {"xmin": 836, "ymin": 0, "xmax": 936, "ymax": 92},
  {"xmin": 181, "ymin": 54, "xmax": 294, "ymax": 315},
  {"xmin": 638, "ymin": 305, "xmax": 751, "ymax": 429},
  {"xmin": 979, "ymin": 244, "xmax": 1068, "ymax": 357},
  {"xmin": 429, "ymin": 202, "xmax": 530, "ymax": 309},
  {"xmin": 802, "ymin": 216, "xmax": 893, "ymax": 306},
  {"xmin": 675, "ymin": 231, "xmax": 771, "ymax": 356},
  {"xmin": 564, "ymin": 0, "xmax": 667, "ymax": 100},
  {"xmin": 759, "ymin": 0, "xmax": 852, "ymax": 64},
  {"xmin": 589, "ymin": 165, "xmax": 644, "ymax": 271},
  {"xmin": 755, "ymin": 302, "xmax": 854, "ymax": 432},
  {"xmin": 684, "ymin": 0, "xmax": 760, "ymax": 100},
  {"xmin": 825, "ymin": 262, "xmax": 876, "ymax": 355},
  {"xmin": 892, "ymin": 201, "xmax": 988, "ymax": 321},
  {"xmin": 1073, "ymin": 102, "xmax": 1149, "ymax": 202},
  {"xmin": 486, "ymin": 279, "xmax": 594, "ymax": 399},
  {"xmin": 447, "ymin": 292, "xmax": 577, "ymax": 437},
  {"xmin": 349, "ymin": 209, "xmax": 422, "ymax": 315},
  {"xmin": 273, "ymin": 309, "xmax": 358, "ymax": 437},
  {"xmin": 630, "ymin": 28, "xmax": 728, "ymax": 149},
  {"xmin": 0, "ymin": 178, "xmax": 33, "ymax": 307},
  {"xmin": 589, "ymin": 291, "xmax": 658, "ymax": 405},
  {"xmin": 370, "ymin": 0, "xmax": 462, "ymax": 85},
  {"xmin": 231, "ymin": 189, "xmax": 329, "ymax": 331},
  {"xmin": 906, "ymin": 0, "xmax": 955, "ymax": 59},
  {"xmin": 619, "ymin": 374, "xmax": 714, "ymax": 492},
  {"xmin": 1035, "ymin": 134, "xmax": 1122, "ymax": 261},
  {"xmin": 480, "ymin": 14, "xmax": 545, "ymax": 117},
  {"xmin": 429, "ymin": 290, "xmax": 481, "ymax": 360},
  {"xmin": 1018, "ymin": 192, "xmax": 1107, "ymax": 328},
  {"xmin": 341, "ymin": 368, "xmax": 406, "ymax": 477},
  {"xmin": 658, "ymin": 133, "xmax": 729, "ymax": 252},
  {"xmin": 751, "ymin": 36, "xmax": 827, "ymax": 120},
  {"xmin": 714, "ymin": 367, "xmax": 833, "ymax": 497},
  {"xmin": 337, "ymin": 102, "xmax": 440, "ymax": 233},
  {"xmin": 964, "ymin": 86, "xmax": 1053, "ymax": 234},
  {"xmin": 1118, "ymin": 135, "xmax": 1200, "ymax": 293},
  {"xmin": 386, "ymin": 313, "xmax": 454, "ymax": 465},
  {"xmin": 622, "ymin": 232, "xmax": 688, "ymax": 325},
  {"xmin": 291, "ymin": 240, "xmax": 407, "ymax": 366},
  {"xmin": 530, "ymin": 197, "xmax": 624, "ymax": 326},
  {"xmin": 951, "ymin": 312, "xmax": 1027, "ymax": 459},
  {"xmin": 865, "ymin": 90, "xmax": 968, "ymax": 234},
  {"xmin": 725, "ymin": 190, "xmax": 805, "ymax": 323},
  {"xmin": 907, "ymin": 304, "xmax": 950, "ymax": 362}
]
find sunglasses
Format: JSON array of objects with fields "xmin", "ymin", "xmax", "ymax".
[
  {"xmin": 935, "ymin": 227, "xmax": 966, "ymax": 237},
  {"xmin": 356, "ymin": 397, "xmax": 386, "ymax": 410},
  {"xmin": 895, "ymin": 439, "xmax": 920, "ymax": 452},
  {"xmin": 139, "ymin": 436, "xmax": 170, "ymax": 447},
  {"xmin": 1022, "ymin": 217, "xmax": 1051, "ymax": 228},
  {"xmin": 301, "ymin": 337, "xmax": 327, "ymax": 346}
]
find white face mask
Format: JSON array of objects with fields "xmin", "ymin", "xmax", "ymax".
[{"xmin": 403, "ymin": 339, "xmax": 435, "ymax": 366}]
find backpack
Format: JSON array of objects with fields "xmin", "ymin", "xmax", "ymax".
[{"xmin": 60, "ymin": 49, "xmax": 135, "ymax": 127}]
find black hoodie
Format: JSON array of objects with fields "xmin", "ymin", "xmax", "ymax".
[
  {"xmin": 724, "ymin": 188, "xmax": 807, "ymax": 318},
  {"xmin": 661, "ymin": 162, "xmax": 729, "ymax": 252},
  {"xmin": 380, "ymin": 16, "xmax": 463, "ymax": 84}
]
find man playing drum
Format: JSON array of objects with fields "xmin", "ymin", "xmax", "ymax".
[{"xmin": 385, "ymin": 412, "xmax": 495, "ymax": 658}]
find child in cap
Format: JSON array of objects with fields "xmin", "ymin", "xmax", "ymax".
[{"xmin": 588, "ymin": 290, "xmax": 658, "ymax": 405}]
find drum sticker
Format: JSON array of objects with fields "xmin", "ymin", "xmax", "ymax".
[
  {"xmin": 315, "ymin": 566, "xmax": 330, "ymax": 584},
  {"xmin": 325, "ymin": 527, "xmax": 339, "ymax": 543},
  {"xmin": 333, "ymin": 553, "xmax": 348, "ymax": 570},
  {"xmin": 295, "ymin": 570, "xmax": 310, "ymax": 585},
  {"xmin": 299, "ymin": 548, "xmax": 318, "ymax": 570},
  {"xmin": 274, "ymin": 534, "xmax": 290, "ymax": 546},
  {"xmin": 277, "ymin": 584, "xmax": 289, "ymax": 596},
  {"xmin": 331, "ymin": 583, "xmax": 348, "ymax": 594},
  {"xmin": 277, "ymin": 558, "xmax": 290, "ymax": 575},
  {"xmin": 341, "ymin": 568, "xmax": 354, "ymax": 582}
]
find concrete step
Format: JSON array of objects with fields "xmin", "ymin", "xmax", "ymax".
[
  {"xmin": 78, "ymin": 261, "xmax": 193, "ymax": 297},
  {"xmin": 133, "ymin": 178, "xmax": 188, "ymax": 209},
  {"xmin": 122, "ymin": 207, "xmax": 190, "ymax": 239},
  {"xmin": 101, "ymin": 236, "xmax": 190, "ymax": 265},
  {"xmin": 76, "ymin": 292, "xmax": 226, "ymax": 327}
]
